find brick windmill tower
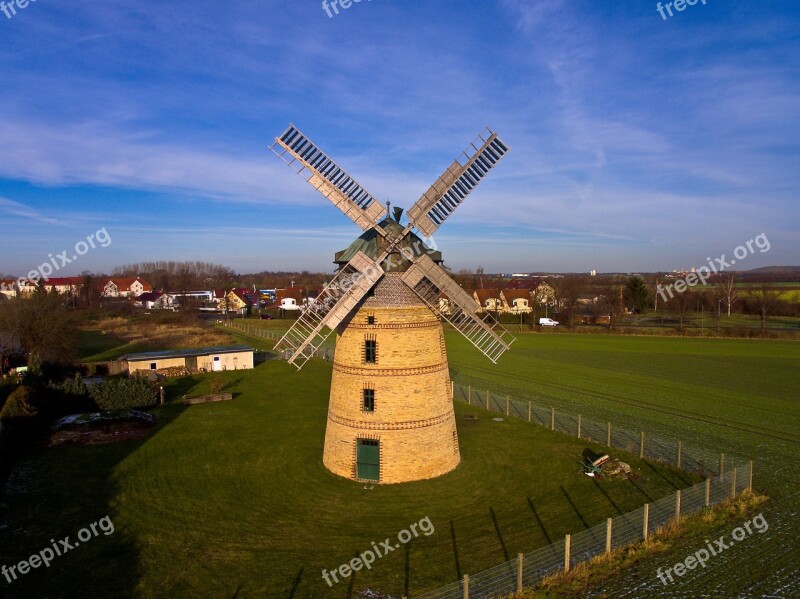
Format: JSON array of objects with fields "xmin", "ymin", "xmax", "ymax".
[{"xmin": 270, "ymin": 125, "xmax": 514, "ymax": 484}]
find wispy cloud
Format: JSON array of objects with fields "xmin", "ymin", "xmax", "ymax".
[{"xmin": 0, "ymin": 197, "xmax": 60, "ymax": 225}]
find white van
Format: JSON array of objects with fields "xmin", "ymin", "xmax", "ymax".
[{"xmin": 538, "ymin": 318, "xmax": 559, "ymax": 327}]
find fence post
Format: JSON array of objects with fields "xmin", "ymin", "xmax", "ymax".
[
  {"xmin": 486, "ymin": 389, "xmax": 490, "ymax": 410},
  {"xmin": 517, "ymin": 552, "xmax": 523, "ymax": 593},
  {"xmin": 468, "ymin": 385, "xmax": 471, "ymax": 405},
  {"xmin": 607, "ymin": 422, "xmax": 611, "ymax": 447},
  {"xmin": 675, "ymin": 489, "xmax": 681, "ymax": 521},
  {"xmin": 719, "ymin": 453, "xmax": 725, "ymax": 478},
  {"xmin": 564, "ymin": 534, "xmax": 571, "ymax": 572},
  {"xmin": 451, "ymin": 381, "xmax": 454, "ymax": 400},
  {"xmin": 577, "ymin": 415, "xmax": 582, "ymax": 439},
  {"xmin": 506, "ymin": 396, "xmax": 510, "ymax": 416},
  {"xmin": 463, "ymin": 574, "xmax": 469, "ymax": 599},
  {"xmin": 551, "ymin": 408, "xmax": 555, "ymax": 431},
  {"xmin": 528, "ymin": 401, "xmax": 532, "ymax": 422},
  {"xmin": 676, "ymin": 440, "xmax": 682, "ymax": 469},
  {"xmin": 731, "ymin": 467, "xmax": 737, "ymax": 498},
  {"xmin": 640, "ymin": 431, "xmax": 645, "ymax": 459},
  {"xmin": 705, "ymin": 477, "xmax": 711, "ymax": 507},
  {"xmin": 748, "ymin": 460, "xmax": 754, "ymax": 491},
  {"xmin": 643, "ymin": 503, "xmax": 650, "ymax": 540},
  {"xmin": 606, "ymin": 517, "xmax": 612, "ymax": 553}
]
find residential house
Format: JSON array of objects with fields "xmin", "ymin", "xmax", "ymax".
[
  {"xmin": 0, "ymin": 279, "xmax": 18, "ymax": 299},
  {"xmin": 473, "ymin": 289, "xmax": 503, "ymax": 313},
  {"xmin": 102, "ymin": 277, "xmax": 152, "ymax": 298},
  {"xmin": 43, "ymin": 276, "xmax": 84, "ymax": 296},
  {"xmin": 277, "ymin": 288, "xmax": 304, "ymax": 311},
  {"xmin": 224, "ymin": 288, "xmax": 254, "ymax": 314},
  {"xmin": 500, "ymin": 289, "xmax": 532, "ymax": 314},
  {"xmin": 527, "ymin": 281, "xmax": 556, "ymax": 306},
  {"xmin": 134, "ymin": 291, "xmax": 164, "ymax": 310}
]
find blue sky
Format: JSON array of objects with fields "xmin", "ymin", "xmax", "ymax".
[{"xmin": 0, "ymin": 0, "xmax": 798, "ymax": 276}]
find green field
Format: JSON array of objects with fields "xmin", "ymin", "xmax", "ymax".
[
  {"xmin": 445, "ymin": 333, "xmax": 800, "ymax": 596},
  {"xmin": 4, "ymin": 331, "xmax": 798, "ymax": 597}
]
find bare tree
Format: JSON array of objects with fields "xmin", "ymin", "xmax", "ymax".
[
  {"xmin": 747, "ymin": 285, "xmax": 783, "ymax": 333},
  {"xmin": 530, "ymin": 284, "xmax": 544, "ymax": 326},
  {"xmin": 716, "ymin": 273, "xmax": 739, "ymax": 317},
  {"xmin": 0, "ymin": 293, "xmax": 76, "ymax": 365},
  {"xmin": 554, "ymin": 276, "xmax": 586, "ymax": 329},
  {"xmin": 598, "ymin": 277, "xmax": 625, "ymax": 327},
  {"xmin": 668, "ymin": 288, "xmax": 694, "ymax": 332}
]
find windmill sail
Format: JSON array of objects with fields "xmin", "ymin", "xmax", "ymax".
[
  {"xmin": 270, "ymin": 124, "xmax": 386, "ymax": 230},
  {"xmin": 407, "ymin": 128, "xmax": 508, "ymax": 237},
  {"xmin": 274, "ymin": 251, "xmax": 384, "ymax": 370},
  {"xmin": 401, "ymin": 254, "xmax": 514, "ymax": 363}
]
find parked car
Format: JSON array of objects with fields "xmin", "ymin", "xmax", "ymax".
[
  {"xmin": 259, "ymin": 314, "xmax": 274, "ymax": 320},
  {"xmin": 538, "ymin": 317, "xmax": 559, "ymax": 327}
]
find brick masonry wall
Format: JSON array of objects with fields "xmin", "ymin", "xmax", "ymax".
[{"xmin": 323, "ymin": 302, "xmax": 461, "ymax": 484}]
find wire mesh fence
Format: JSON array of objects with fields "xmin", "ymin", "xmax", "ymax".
[
  {"xmin": 453, "ymin": 383, "xmax": 748, "ymax": 478},
  {"xmin": 221, "ymin": 321, "xmax": 334, "ymax": 360},
  {"xmin": 413, "ymin": 385, "xmax": 754, "ymax": 599}
]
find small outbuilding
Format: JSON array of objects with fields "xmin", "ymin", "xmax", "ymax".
[{"xmin": 123, "ymin": 345, "xmax": 254, "ymax": 375}]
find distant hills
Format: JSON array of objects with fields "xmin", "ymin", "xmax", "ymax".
[{"xmin": 746, "ymin": 266, "xmax": 800, "ymax": 275}]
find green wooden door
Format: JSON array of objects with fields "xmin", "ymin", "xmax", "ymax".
[{"xmin": 356, "ymin": 439, "xmax": 380, "ymax": 481}]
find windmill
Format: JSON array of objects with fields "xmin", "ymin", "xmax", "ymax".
[{"xmin": 270, "ymin": 125, "xmax": 514, "ymax": 484}]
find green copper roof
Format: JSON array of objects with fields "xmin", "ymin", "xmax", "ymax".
[{"xmin": 334, "ymin": 216, "xmax": 442, "ymax": 272}]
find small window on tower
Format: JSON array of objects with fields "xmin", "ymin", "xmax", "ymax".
[
  {"xmin": 364, "ymin": 339, "xmax": 377, "ymax": 363},
  {"xmin": 367, "ymin": 315, "xmax": 375, "ymax": 325},
  {"xmin": 363, "ymin": 389, "xmax": 375, "ymax": 412}
]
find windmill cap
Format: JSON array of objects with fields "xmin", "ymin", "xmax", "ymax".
[{"xmin": 333, "ymin": 218, "xmax": 442, "ymax": 271}]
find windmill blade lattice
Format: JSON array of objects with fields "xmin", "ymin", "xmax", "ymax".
[
  {"xmin": 274, "ymin": 251, "xmax": 384, "ymax": 369},
  {"xmin": 407, "ymin": 128, "xmax": 509, "ymax": 238},
  {"xmin": 270, "ymin": 124, "xmax": 386, "ymax": 231},
  {"xmin": 401, "ymin": 254, "xmax": 514, "ymax": 363}
]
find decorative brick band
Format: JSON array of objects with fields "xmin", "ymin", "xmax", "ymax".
[
  {"xmin": 346, "ymin": 320, "xmax": 441, "ymax": 330},
  {"xmin": 332, "ymin": 361, "xmax": 448, "ymax": 376},
  {"xmin": 328, "ymin": 410, "xmax": 454, "ymax": 431}
]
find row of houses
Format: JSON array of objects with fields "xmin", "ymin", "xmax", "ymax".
[
  {"xmin": 469, "ymin": 283, "xmax": 556, "ymax": 314},
  {"xmin": 1, "ymin": 273, "xmax": 574, "ymax": 318},
  {"xmin": 0, "ymin": 276, "xmax": 153, "ymax": 299}
]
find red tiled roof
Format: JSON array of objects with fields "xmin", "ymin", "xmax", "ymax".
[
  {"xmin": 106, "ymin": 277, "xmax": 152, "ymax": 291},
  {"xmin": 44, "ymin": 277, "xmax": 84, "ymax": 286},
  {"xmin": 474, "ymin": 289, "xmax": 502, "ymax": 302},
  {"xmin": 276, "ymin": 288, "xmax": 304, "ymax": 301},
  {"xmin": 501, "ymin": 289, "xmax": 530, "ymax": 301}
]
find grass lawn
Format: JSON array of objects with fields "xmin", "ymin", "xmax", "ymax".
[
  {"xmin": 446, "ymin": 332, "xmax": 800, "ymax": 596},
  {"xmin": 0, "ymin": 359, "xmax": 693, "ymax": 598}
]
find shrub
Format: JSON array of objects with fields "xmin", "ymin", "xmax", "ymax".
[
  {"xmin": 89, "ymin": 377, "xmax": 158, "ymax": 411},
  {"xmin": 210, "ymin": 374, "xmax": 225, "ymax": 394},
  {"xmin": 60, "ymin": 372, "xmax": 89, "ymax": 398},
  {"xmin": 0, "ymin": 379, "xmax": 18, "ymax": 414},
  {"xmin": 43, "ymin": 374, "xmax": 95, "ymax": 418},
  {"xmin": 0, "ymin": 386, "xmax": 40, "ymax": 422}
]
